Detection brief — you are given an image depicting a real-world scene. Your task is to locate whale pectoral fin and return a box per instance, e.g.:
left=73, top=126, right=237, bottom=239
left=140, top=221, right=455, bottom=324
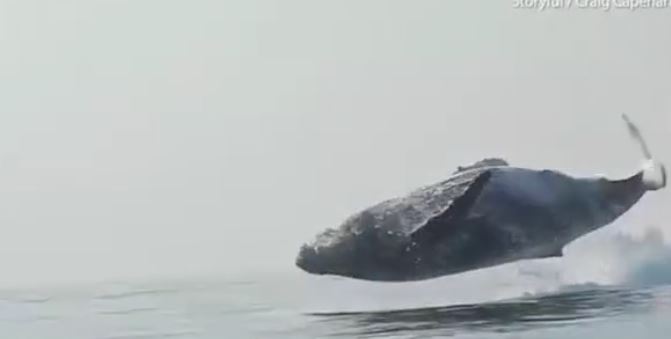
left=411, top=171, right=492, bottom=244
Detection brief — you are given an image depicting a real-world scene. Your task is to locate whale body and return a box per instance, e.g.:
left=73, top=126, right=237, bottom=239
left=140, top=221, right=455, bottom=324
left=295, top=115, right=666, bottom=282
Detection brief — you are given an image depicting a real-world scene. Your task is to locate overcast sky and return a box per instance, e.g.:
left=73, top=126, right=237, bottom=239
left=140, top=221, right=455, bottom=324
left=0, top=0, right=669, bottom=287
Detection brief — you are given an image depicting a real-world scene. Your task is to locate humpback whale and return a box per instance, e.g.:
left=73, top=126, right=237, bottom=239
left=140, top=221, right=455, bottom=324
left=296, top=115, right=666, bottom=282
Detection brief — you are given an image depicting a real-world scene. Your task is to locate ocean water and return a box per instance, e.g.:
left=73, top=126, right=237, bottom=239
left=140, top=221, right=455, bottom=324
left=3, top=229, right=671, bottom=339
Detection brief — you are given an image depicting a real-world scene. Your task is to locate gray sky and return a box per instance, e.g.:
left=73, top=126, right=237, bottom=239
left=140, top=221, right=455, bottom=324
left=0, top=0, right=669, bottom=286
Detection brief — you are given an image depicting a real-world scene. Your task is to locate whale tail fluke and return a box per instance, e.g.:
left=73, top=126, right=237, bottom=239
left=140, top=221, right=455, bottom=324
left=641, top=159, right=666, bottom=191
left=622, top=114, right=666, bottom=191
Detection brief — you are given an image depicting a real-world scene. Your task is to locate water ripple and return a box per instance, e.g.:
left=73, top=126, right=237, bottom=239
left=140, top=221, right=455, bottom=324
left=102, top=329, right=200, bottom=339
left=310, top=287, right=655, bottom=337
left=94, top=288, right=180, bottom=301
left=97, top=307, right=160, bottom=315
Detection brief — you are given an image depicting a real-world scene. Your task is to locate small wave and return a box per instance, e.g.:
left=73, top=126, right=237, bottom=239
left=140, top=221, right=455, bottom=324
left=94, top=288, right=180, bottom=301
left=97, top=307, right=160, bottom=316
left=103, top=329, right=200, bottom=339
left=220, top=304, right=275, bottom=316
left=0, top=295, right=52, bottom=304
left=225, top=279, right=257, bottom=287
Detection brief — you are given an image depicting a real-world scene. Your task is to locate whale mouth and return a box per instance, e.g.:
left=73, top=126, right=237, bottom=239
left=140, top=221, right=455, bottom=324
left=295, top=245, right=327, bottom=275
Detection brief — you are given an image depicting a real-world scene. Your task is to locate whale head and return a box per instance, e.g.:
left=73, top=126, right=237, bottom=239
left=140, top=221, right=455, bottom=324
left=295, top=226, right=358, bottom=277
left=295, top=211, right=407, bottom=280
